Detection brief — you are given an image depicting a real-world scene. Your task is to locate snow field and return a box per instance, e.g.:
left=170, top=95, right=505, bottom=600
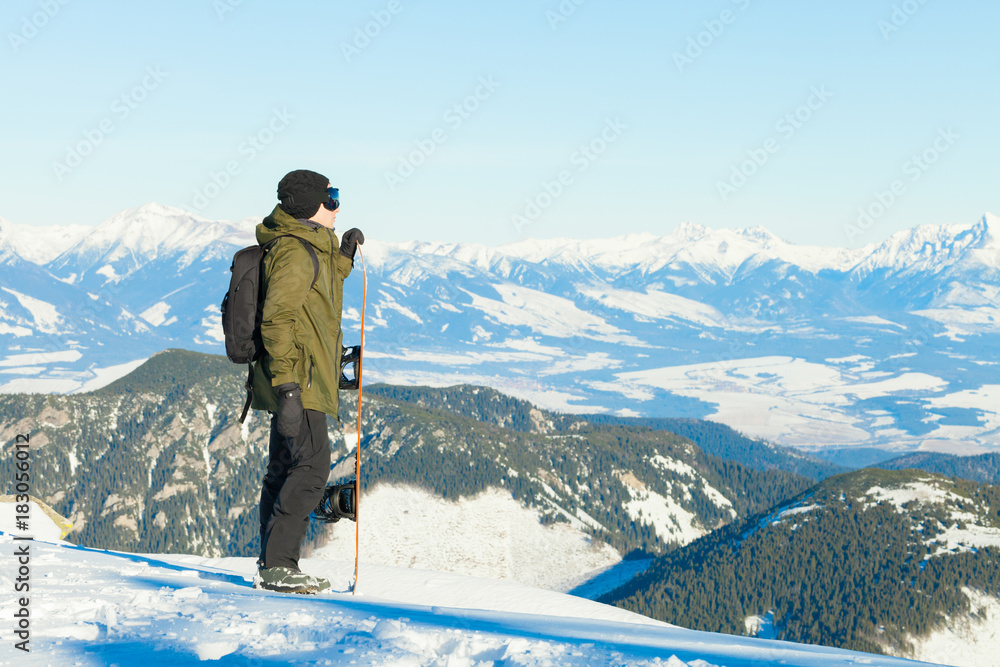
left=865, top=481, right=1000, bottom=558
left=865, top=482, right=966, bottom=510
left=617, top=472, right=706, bottom=546
left=908, top=588, right=1000, bottom=667
left=0, top=351, right=143, bottom=395
left=310, top=484, right=622, bottom=592
left=576, top=285, right=729, bottom=328
left=0, top=287, right=63, bottom=334
left=0, top=531, right=941, bottom=666
left=615, top=354, right=996, bottom=450
left=139, top=300, right=175, bottom=327
left=461, top=283, right=640, bottom=344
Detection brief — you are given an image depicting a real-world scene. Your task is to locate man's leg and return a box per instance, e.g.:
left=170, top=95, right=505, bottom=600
left=260, top=409, right=331, bottom=570
left=259, top=413, right=294, bottom=563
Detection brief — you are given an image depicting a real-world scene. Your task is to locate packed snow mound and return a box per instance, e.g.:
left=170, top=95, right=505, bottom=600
left=0, top=533, right=939, bottom=665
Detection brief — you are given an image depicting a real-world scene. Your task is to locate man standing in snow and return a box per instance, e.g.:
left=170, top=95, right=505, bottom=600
left=250, top=169, right=364, bottom=594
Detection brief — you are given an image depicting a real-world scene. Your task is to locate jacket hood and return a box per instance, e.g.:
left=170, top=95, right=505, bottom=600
left=256, top=205, right=334, bottom=253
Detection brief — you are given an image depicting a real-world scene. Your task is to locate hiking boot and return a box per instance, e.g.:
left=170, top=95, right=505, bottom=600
left=313, top=574, right=332, bottom=593
left=254, top=566, right=321, bottom=594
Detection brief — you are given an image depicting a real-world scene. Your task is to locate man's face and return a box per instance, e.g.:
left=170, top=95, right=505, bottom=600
left=310, top=183, right=339, bottom=229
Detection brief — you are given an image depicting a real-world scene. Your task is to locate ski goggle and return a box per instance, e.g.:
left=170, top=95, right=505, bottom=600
left=323, top=186, right=340, bottom=211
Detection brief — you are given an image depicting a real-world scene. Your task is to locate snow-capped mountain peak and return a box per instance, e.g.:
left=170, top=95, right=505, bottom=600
left=672, top=221, right=711, bottom=242
left=46, top=203, right=255, bottom=282
left=854, top=213, right=1000, bottom=279
left=0, top=215, right=91, bottom=265
left=70, top=203, right=220, bottom=255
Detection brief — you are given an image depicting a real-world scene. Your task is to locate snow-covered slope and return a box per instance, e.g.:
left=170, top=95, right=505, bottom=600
left=311, top=484, right=623, bottom=592
left=0, top=528, right=940, bottom=665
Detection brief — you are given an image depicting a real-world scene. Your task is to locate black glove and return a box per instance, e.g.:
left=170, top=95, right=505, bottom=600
left=275, top=382, right=303, bottom=438
left=340, top=228, right=365, bottom=261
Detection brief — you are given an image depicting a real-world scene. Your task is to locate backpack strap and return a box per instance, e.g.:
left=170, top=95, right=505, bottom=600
left=262, top=236, right=319, bottom=291
left=240, top=363, right=254, bottom=423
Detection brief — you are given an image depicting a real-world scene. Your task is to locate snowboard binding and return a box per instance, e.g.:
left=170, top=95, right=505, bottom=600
left=312, top=480, right=356, bottom=523
left=339, top=345, right=362, bottom=390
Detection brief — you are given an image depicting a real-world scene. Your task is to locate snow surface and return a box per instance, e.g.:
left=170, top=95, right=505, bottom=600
left=311, top=485, right=621, bottom=592
left=0, top=350, right=83, bottom=367
left=462, top=283, right=640, bottom=344
left=577, top=285, right=730, bottom=328
left=617, top=356, right=957, bottom=448
left=139, top=301, right=176, bottom=327
left=0, top=287, right=62, bottom=334
left=70, top=357, right=149, bottom=394
left=774, top=504, right=822, bottom=522
left=909, top=588, right=1000, bottom=667
left=864, top=481, right=1000, bottom=560
left=618, top=471, right=707, bottom=546
left=0, top=499, right=67, bottom=542
left=0, top=352, right=144, bottom=395
left=865, top=482, right=965, bottom=510
left=0, top=526, right=941, bottom=666
left=929, top=523, right=1000, bottom=555
left=744, top=611, right=777, bottom=640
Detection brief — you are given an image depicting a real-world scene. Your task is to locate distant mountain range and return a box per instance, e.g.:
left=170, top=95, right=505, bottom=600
left=1, top=204, right=998, bottom=456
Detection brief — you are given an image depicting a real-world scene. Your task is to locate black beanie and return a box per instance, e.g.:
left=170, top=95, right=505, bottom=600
left=277, top=169, right=329, bottom=219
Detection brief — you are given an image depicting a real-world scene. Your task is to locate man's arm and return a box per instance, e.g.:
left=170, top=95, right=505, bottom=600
left=260, top=241, right=314, bottom=386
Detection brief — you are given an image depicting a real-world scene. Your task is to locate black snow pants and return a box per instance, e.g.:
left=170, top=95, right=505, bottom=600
left=258, top=408, right=331, bottom=570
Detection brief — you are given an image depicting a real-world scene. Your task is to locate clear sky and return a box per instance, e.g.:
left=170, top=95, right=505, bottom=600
left=2, top=0, right=997, bottom=248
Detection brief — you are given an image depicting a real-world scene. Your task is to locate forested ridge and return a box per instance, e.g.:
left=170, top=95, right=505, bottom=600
left=366, top=385, right=845, bottom=481
left=601, top=468, right=1000, bottom=656
left=876, top=451, right=1000, bottom=486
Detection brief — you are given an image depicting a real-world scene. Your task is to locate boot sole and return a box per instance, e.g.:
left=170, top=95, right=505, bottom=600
left=254, top=582, right=319, bottom=595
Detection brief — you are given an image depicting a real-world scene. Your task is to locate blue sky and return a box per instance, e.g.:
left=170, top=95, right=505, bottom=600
left=2, top=0, right=997, bottom=247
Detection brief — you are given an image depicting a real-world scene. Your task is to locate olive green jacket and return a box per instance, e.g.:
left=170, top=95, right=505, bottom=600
left=250, top=205, right=353, bottom=420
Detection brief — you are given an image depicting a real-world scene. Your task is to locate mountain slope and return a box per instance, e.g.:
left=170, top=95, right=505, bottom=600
left=0, top=526, right=937, bottom=666
left=601, top=468, right=1000, bottom=662
left=586, top=415, right=847, bottom=481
